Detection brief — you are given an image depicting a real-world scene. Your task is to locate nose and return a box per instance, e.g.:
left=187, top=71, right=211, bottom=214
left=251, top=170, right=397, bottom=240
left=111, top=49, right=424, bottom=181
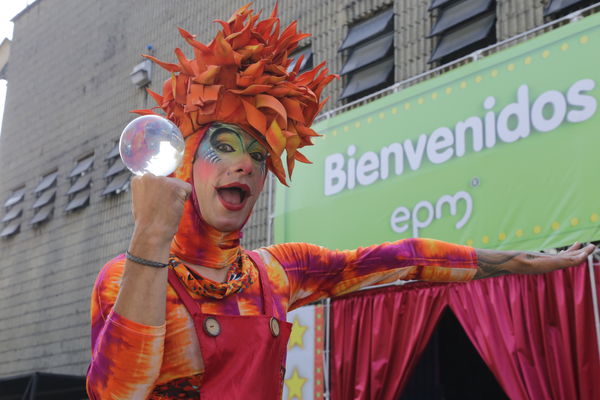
left=229, top=153, right=254, bottom=176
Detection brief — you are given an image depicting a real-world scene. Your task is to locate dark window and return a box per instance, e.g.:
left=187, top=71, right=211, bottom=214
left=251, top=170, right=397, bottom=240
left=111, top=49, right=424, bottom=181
left=545, top=0, right=594, bottom=16
left=104, top=159, right=126, bottom=178
left=429, top=1, right=497, bottom=64
left=429, top=0, right=455, bottom=10
left=288, top=46, right=313, bottom=75
left=0, top=220, right=20, bottom=237
left=105, top=142, right=120, bottom=160
left=67, top=174, right=92, bottom=195
left=339, top=8, right=394, bottom=50
left=103, top=141, right=131, bottom=197
left=340, top=58, right=394, bottom=100
left=31, top=204, right=53, bottom=225
left=102, top=171, right=131, bottom=196
left=429, top=0, right=494, bottom=36
left=1, top=206, right=22, bottom=223
left=339, top=32, right=393, bottom=75
left=66, top=155, right=93, bottom=212
left=33, top=171, right=57, bottom=193
left=339, top=8, right=395, bottom=102
left=3, top=187, right=25, bottom=208
left=32, top=188, right=56, bottom=209
left=1, top=187, right=25, bottom=238
left=65, top=190, right=90, bottom=212
left=31, top=172, right=57, bottom=226
left=69, top=154, right=94, bottom=177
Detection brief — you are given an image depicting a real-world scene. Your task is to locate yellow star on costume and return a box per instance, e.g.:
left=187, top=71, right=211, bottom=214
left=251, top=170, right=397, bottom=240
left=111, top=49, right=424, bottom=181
left=285, top=367, right=307, bottom=400
left=288, top=315, right=308, bottom=349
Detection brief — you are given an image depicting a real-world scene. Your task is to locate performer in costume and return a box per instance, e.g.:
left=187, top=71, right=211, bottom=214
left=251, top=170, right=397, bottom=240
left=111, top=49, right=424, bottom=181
left=86, top=4, right=595, bottom=399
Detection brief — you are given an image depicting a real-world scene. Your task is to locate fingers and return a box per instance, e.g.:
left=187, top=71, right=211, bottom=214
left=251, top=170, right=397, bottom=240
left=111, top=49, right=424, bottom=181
left=131, top=174, right=193, bottom=222
left=167, top=178, right=192, bottom=202
left=177, top=188, right=190, bottom=202
left=551, top=243, right=596, bottom=270
left=567, top=243, right=595, bottom=256
left=582, top=243, right=596, bottom=256
left=567, top=244, right=596, bottom=265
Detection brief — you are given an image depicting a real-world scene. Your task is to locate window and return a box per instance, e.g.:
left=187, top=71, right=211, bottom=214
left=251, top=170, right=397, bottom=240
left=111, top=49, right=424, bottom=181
left=31, top=204, right=53, bottom=225
left=65, top=155, right=93, bottom=212
left=31, top=171, right=57, bottom=225
left=1, top=186, right=25, bottom=238
left=1, top=206, right=22, bottom=223
left=0, top=220, right=20, bottom=238
left=288, top=46, right=313, bottom=75
left=544, top=0, right=595, bottom=17
left=69, top=154, right=94, bottom=178
left=103, top=141, right=131, bottom=196
left=65, top=191, right=90, bottom=212
left=429, top=0, right=497, bottom=64
left=33, top=171, right=57, bottom=194
left=67, top=175, right=91, bottom=195
left=429, top=0, right=454, bottom=9
left=32, top=188, right=56, bottom=208
left=339, top=8, right=395, bottom=102
left=3, top=187, right=25, bottom=208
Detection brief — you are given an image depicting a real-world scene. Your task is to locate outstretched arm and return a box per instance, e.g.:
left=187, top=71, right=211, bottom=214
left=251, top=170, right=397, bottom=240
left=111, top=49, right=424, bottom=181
left=266, top=238, right=479, bottom=310
left=473, top=242, right=596, bottom=279
left=266, top=240, right=596, bottom=310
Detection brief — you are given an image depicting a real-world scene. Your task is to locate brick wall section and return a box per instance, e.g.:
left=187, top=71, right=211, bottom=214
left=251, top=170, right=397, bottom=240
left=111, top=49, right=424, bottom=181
left=497, top=0, right=546, bottom=41
left=0, top=0, right=546, bottom=378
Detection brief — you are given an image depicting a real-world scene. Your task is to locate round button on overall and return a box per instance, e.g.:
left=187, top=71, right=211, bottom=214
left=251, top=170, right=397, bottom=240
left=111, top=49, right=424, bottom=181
left=204, top=317, right=221, bottom=337
left=270, top=317, right=280, bottom=337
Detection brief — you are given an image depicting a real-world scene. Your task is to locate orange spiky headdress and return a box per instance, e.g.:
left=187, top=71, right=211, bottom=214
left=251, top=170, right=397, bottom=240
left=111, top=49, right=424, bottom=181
left=133, top=3, right=337, bottom=185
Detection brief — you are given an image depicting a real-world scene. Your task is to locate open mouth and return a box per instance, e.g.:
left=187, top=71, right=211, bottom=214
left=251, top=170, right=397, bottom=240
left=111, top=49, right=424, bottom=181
left=216, top=183, right=251, bottom=211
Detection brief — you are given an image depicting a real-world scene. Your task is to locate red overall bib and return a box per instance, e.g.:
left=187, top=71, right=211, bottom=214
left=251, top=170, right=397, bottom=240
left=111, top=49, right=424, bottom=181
left=167, top=250, right=292, bottom=399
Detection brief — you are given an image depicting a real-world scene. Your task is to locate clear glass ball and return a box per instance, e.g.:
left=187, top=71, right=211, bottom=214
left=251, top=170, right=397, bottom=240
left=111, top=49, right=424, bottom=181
left=119, top=115, right=185, bottom=176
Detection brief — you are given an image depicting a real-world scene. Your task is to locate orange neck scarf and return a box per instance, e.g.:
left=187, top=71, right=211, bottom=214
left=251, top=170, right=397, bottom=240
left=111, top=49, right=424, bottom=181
left=169, top=126, right=242, bottom=270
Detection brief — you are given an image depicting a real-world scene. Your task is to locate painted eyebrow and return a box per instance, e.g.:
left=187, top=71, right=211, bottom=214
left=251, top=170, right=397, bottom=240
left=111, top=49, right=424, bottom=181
left=247, top=138, right=264, bottom=151
left=210, top=127, right=267, bottom=156
left=210, top=129, right=244, bottom=147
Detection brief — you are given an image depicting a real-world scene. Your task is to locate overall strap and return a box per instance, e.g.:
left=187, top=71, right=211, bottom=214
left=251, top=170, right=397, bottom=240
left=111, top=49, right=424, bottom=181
left=167, top=268, right=201, bottom=317
left=245, top=250, right=275, bottom=317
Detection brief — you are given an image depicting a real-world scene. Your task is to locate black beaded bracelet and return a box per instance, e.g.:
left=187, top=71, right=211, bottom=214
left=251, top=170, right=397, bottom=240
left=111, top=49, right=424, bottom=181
left=125, top=250, right=171, bottom=268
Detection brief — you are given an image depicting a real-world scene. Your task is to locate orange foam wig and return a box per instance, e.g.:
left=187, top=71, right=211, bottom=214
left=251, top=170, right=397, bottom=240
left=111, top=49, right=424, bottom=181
left=133, top=3, right=337, bottom=185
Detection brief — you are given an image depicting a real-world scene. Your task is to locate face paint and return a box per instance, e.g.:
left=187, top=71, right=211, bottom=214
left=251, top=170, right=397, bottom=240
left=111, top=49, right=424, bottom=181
left=193, top=123, right=268, bottom=232
left=197, top=123, right=268, bottom=170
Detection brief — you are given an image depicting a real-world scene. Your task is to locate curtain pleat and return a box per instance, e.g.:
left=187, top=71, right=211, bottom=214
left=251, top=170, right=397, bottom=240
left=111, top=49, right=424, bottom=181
left=449, top=263, right=600, bottom=400
left=330, top=283, right=448, bottom=400
left=329, top=264, right=600, bottom=400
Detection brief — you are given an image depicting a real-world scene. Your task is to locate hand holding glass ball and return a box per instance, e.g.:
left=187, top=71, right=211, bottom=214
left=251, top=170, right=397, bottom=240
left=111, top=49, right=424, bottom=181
left=120, top=115, right=192, bottom=244
left=120, top=115, right=185, bottom=176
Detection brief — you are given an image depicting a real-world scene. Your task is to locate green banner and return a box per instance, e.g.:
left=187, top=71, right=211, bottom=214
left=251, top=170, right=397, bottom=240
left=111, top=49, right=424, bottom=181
left=275, top=13, right=600, bottom=251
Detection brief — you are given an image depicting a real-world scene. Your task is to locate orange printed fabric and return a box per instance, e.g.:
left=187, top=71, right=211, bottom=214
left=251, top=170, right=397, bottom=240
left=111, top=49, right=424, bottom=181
left=86, top=238, right=477, bottom=399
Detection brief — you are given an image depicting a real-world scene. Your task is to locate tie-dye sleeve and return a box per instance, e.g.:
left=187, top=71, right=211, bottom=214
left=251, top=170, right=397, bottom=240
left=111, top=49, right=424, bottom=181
left=265, top=238, right=478, bottom=310
left=86, top=255, right=166, bottom=400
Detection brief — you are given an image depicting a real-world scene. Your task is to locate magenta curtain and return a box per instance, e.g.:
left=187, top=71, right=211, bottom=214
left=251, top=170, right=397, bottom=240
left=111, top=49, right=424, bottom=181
left=329, top=263, right=600, bottom=400
left=449, top=263, right=600, bottom=400
left=330, top=283, right=448, bottom=400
